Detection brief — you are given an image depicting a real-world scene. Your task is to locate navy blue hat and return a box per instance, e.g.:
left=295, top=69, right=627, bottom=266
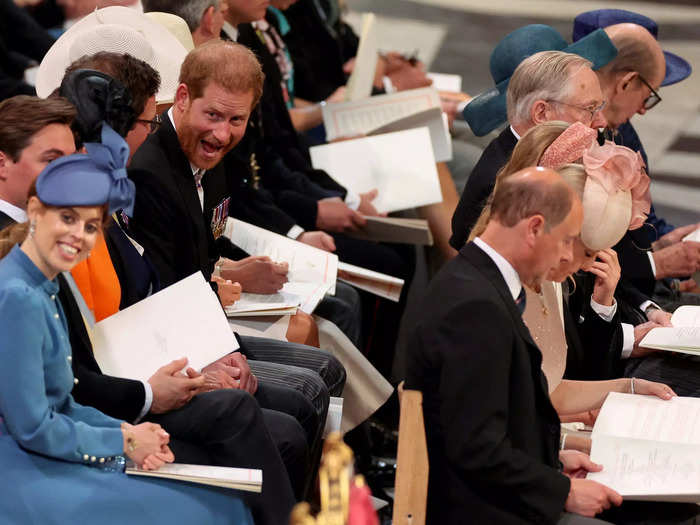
left=463, top=24, right=618, bottom=137
left=573, top=9, right=692, bottom=86
left=36, top=124, right=135, bottom=216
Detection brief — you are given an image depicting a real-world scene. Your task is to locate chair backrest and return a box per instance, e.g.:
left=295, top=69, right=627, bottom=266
left=392, top=381, right=428, bottom=525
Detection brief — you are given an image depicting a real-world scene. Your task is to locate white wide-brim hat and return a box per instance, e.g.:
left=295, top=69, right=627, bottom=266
left=145, top=12, right=195, bottom=52
left=580, top=179, right=633, bottom=251
left=36, top=6, right=188, bottom=105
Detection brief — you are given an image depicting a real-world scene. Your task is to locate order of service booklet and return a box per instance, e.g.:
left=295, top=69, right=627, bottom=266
left=127, top=463, right=262, bottom=493
left=587, top=392, right=700, bottom=502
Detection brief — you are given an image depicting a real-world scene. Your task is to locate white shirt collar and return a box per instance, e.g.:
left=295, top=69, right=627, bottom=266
left=0, top=199, right=27, bottom=223
left=473, top=236, right=522, bottom=301
left=509, top=125, right=521, bottom=141
left=167, top=107, right=201, bottom=178
left=222, top=22, right=239, bottom=41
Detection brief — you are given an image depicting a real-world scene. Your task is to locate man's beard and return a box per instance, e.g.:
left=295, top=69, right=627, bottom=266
left=177, top=120, right=232, bottom=170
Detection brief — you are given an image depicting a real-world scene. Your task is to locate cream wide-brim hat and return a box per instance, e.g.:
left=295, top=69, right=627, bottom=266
left=36, top=6, right=187, bottom=105
left=580, top=177, right=633, bottom=251
left=145, top=12, right=195, bottom=52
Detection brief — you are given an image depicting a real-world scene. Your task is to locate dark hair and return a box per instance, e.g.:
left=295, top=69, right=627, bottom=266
left=491, top=175, right=574, bottom=231
left=64, top=52, right=161, bottom=117
left=0, top=96, right=75, bottom=161
left=180, top=40, right=264, bottom=108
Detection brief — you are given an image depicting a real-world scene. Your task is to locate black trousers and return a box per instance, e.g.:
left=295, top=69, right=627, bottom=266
left=148, top=388, right=299, bottom=525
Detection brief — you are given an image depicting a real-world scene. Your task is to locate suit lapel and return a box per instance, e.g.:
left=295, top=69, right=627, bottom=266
left=460, top=243, right=554, bottom=400
left=157, top=113, right=211, bottom=268
left=0, top=210, right=14, bottom=230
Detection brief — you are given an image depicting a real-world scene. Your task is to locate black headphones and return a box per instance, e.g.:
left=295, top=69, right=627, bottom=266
left=59, top=69, right=137, bottom=144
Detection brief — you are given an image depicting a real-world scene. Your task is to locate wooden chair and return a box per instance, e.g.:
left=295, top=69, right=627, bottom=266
left=392, top=381, right=429, bottom=525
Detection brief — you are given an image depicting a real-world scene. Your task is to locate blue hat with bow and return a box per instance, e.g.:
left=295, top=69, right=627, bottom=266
left=36, top=123, right=135, bottom=216
left=463, top=24, right=618, bottom=137
left=573, top=9, right=691, bottom=87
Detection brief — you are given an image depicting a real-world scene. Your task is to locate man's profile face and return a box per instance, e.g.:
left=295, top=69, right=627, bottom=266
left=125, top=95, right=157, bottom=164
left=548, top=66, right=607, bottom=129
left=530, top=198, right=583, bottom=289
left=0, top=123, right=76, bottom=208
left=175, top=82, right=254, bottom=170
left=603, top=70, right=664, bottom=129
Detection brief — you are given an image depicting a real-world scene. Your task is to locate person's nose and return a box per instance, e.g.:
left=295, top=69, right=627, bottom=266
left=591, top=110, right=607, bottom=129
left=212, top=122, right=233, bottom=144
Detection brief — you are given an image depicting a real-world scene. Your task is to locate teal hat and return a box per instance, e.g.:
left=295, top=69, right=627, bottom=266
left=464, top=24, right=618, bottom=136
left=36, top=124, right=135, bottom=215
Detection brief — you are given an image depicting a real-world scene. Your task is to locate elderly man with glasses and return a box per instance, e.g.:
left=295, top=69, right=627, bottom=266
left=574, top=13, right=700, bottom=313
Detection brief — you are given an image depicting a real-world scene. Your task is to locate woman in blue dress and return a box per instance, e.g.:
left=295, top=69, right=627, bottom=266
left=0, top=124, right=253, bottom=525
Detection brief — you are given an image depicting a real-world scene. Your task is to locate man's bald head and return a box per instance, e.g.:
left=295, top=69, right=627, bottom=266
left=597, top=23, right=665, bottom=128
left=491, top=166, right=577, bottom=231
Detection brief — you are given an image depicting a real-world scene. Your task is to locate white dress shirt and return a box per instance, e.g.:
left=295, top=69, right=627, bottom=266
left=0, top=199, right=27, bottom=223
left=473, top=237, right=522, bottom=302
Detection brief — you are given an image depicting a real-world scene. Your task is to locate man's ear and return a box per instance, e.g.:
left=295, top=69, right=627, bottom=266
left=200, top=5, right=216, bottom=35
left=617, top=71, right=638, bottom=95
left=524, top=214, right=546, bottom=246
left=530, top=100, right=550, bottom=125
left=174, top=84, right=190, bottom=112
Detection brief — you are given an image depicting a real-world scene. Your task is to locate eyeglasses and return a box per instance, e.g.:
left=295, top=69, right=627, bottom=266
left=548, top=99, right=607, bottom=122
left=135, top=113, right=162, bottom=134
left=637, top=74, right=662, bottom=110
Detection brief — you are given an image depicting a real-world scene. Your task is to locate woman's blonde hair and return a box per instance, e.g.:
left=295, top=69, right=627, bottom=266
left=468, top=121, right=572, bottom=241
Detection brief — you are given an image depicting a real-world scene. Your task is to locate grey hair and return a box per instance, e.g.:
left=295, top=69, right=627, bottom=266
left=507, top=50, right=592, bottom=127
left=142, top=0, right=219, bottom=32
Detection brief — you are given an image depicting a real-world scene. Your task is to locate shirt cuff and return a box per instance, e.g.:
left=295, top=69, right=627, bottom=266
left=647, top=251, right=657, bottom=278
left=382, top=76, right=396, bottom=94
left=344, top=190, right=361, bottom=211
left=134, top=381, right=153, bottom=423
left=639, top=300, right=661, bottom=317
left=286, top=225, right=305, bottom=240
left=590, top=297, right=617, bottom=322
left=621, top=322, right=635, bottom=359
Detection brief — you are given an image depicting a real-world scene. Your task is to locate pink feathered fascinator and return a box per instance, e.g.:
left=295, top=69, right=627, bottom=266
left=539, top=122, right=597, bottom=169
left=582, top=141, right=651, bottom=230
left=538, top=122, right=652, bottom=251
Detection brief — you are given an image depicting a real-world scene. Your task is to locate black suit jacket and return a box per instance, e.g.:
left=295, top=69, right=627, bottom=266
left=282, top=0, right=353, bottom=102
left=234, top=22, right=346, bottom=230
left=405, top=242, right=570, bottom=524
left=127, top=113, right=248, bottom=289
left=563, top=274, right=624, bottom=380
left=0, top=209, right=14, bottom=230
left=450, top=126, right=517, bottom=250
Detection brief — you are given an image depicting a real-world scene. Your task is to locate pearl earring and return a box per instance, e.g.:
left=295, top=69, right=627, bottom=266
left=29, top=220, right=36, bottom=236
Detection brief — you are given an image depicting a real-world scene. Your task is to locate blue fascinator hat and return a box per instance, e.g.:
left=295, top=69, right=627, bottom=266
left=36, top=123, right=135, bottom=216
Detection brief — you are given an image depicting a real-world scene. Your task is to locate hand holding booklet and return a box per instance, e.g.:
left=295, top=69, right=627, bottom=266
left=640, top=305, right=700, bottom=355
left=587, top=392, right=700, bottom=502
left=91, top=272, right=238, bottom=383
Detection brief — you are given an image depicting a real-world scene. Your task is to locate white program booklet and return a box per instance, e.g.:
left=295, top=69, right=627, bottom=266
left=127, top=463, right=262, bottom=493
left=588, top=392, right=700, bottom=502
left=224, top=281, right=330, bottom=317
left=323, top=87, right=441, bottom=140
left=224, top=218, right=338, bottom=296
left=309, top=127, right=442, bottom=213
left=640, top=305, right=700, bottom=355
left=337, top=261, right=404, bottom=302
left=91, top=272, right=238, bottom=383
left=344, top=13, right=378, bottom=102
left=427, top=72, right=462, bottom=92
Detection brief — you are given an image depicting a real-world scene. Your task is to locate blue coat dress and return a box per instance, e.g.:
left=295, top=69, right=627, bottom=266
left=0, top=245, right=253, bottom=525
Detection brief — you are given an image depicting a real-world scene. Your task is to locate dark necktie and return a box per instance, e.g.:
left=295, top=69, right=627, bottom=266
left=515, top=287, right=527, bottom=315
